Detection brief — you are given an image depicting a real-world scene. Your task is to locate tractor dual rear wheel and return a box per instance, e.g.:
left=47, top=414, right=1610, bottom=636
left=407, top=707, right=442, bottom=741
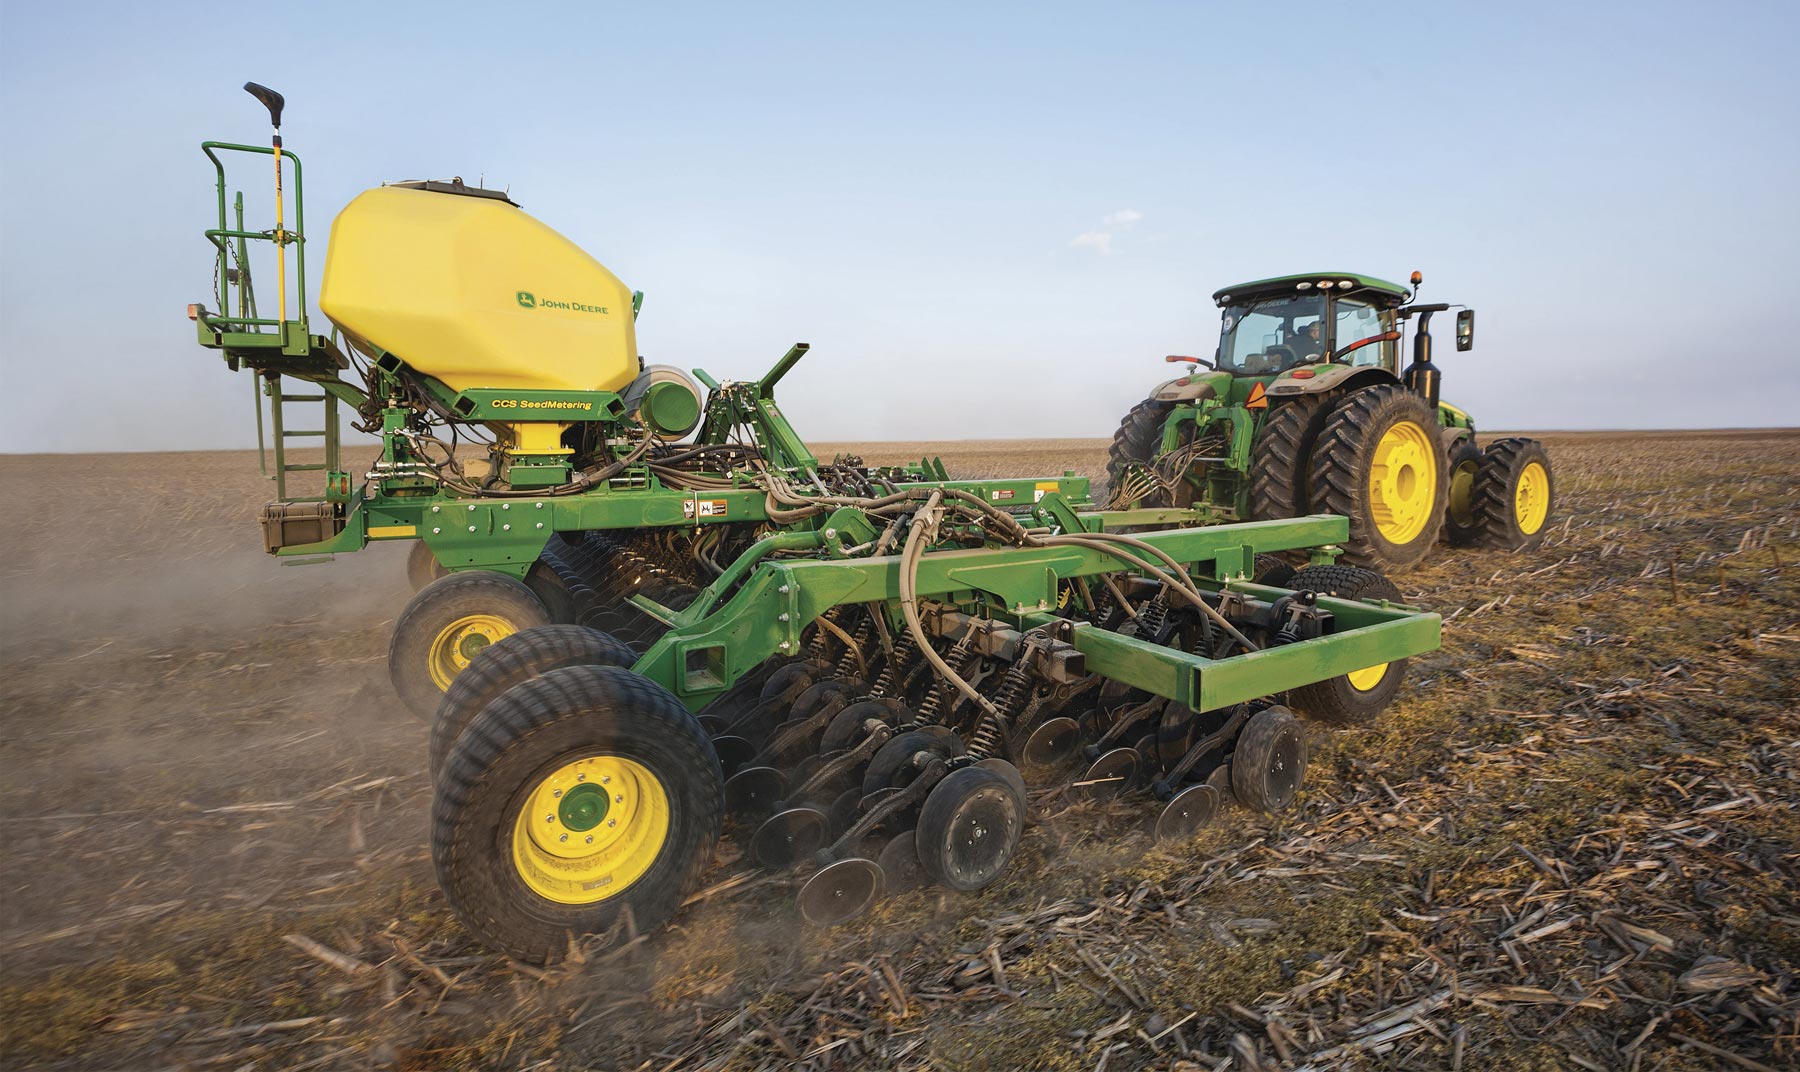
left=1104, top=398, right=1175, bottom=505
left=1441, top=437, right=1485, bottom=546
left=390, top=572, right=553, bottom=719
left=1249, top=396, right=1332, bottom=521
left=432, top=664, right=722, bottom=964
left=1308, top=386, right=1448, bottom=571
left=1471, top=438, right=1555, bottom=551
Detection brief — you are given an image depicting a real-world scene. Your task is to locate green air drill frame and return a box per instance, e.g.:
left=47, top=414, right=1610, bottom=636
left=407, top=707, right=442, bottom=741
left=188, top=134, right=1443, bottom=726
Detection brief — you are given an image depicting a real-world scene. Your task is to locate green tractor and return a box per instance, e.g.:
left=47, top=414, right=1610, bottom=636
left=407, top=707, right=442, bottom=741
left=1107, top=271, right=1554, bottom=571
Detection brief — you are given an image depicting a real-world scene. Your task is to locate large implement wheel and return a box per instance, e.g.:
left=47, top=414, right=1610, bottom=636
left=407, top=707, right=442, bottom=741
left=1283, top=566, right=1409, bottom=726
left=1248, top=396, right=1330, bottom=520
left=1307, top=385, right=1448, bottom=571
left=407, top=541, right=450, bottom=591
left=428, top=625, right=638, bottom=779
left=1441, top=437, right=1485, bottom=546
left=1104, top=398, right=1175, bottom=504
left=1471, top=438, right=1555, bottom=551
left=390, top=572, right=552, bottom=719
left=432, top=665, right=721, bottom=964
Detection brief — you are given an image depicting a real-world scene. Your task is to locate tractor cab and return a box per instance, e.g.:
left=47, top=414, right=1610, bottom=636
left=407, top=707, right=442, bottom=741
left=1211, top=273, right=1410, bottom=378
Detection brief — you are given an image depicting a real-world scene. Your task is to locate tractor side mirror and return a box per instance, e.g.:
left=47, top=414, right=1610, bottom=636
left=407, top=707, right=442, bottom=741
left=244, top=82, right=285, bottom=128
left=1455, top=309, right=1475, bottom=351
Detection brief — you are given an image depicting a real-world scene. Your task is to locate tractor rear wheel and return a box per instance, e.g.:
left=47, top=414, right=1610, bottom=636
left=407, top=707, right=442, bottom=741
left=1441, top=437, right=1485, bottom=546
left=432, top=664, right=721, bottom=964
left=428, top=625, right=638, bottom=779
left=389, top=571, right=552, bottom=719
left=1283, top=566, right=1408, bottom=726
left=1471, top=438, right=1555, bottom=550
left=1249, top=396, right=1330, bottom=521
left=1104, top=398, right=1174, bottom=505
left=1307, top=386, right=1447, bottom=571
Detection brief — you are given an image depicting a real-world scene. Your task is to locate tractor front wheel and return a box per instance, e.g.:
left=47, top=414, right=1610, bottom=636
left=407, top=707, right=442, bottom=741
left=389, top=571, right=552, bottom=719
left=432, top=664, right=721, bottom=963
left=1471, top=438, right=1555, bottom=550
left=1307, top=386, right=1448, bottom=571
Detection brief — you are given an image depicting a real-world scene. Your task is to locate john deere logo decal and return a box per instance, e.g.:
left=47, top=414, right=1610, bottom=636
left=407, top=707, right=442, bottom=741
left=515, top=290, right=607, bottom=315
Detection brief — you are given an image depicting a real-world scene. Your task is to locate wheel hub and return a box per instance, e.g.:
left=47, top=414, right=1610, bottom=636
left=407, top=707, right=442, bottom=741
left=1369, top=421, right=1437, bottom=545
left=427, top=613, right=516, bottom=691
left=1515, top=461, right=1550, bottom=535
left=511, top=755, right=669, bottom=905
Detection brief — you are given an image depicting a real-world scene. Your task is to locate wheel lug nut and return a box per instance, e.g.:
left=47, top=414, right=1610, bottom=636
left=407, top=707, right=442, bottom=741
left=615, top=794, right=624, bottom=803
left=577, top=773, right=586, bottom=781
left=607, top=819, right=617, bottom=828
left=585, top=835, right=594, bottom=844
left=553, top=789, right=562, bottom=798
left=559, top=834, right=568, bottom=842
left=546, top=814, right=555, bottom=823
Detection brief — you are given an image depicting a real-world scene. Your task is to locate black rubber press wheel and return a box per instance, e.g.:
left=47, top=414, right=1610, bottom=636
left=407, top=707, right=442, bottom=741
left=915, top=765, right=1025, bottom=892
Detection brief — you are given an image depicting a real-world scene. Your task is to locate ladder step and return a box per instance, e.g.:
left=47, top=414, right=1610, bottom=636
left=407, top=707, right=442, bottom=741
left=279, top=394, right=327, bottom=402
left=282, top=430, right=327, bottom=438
left=284, top=463, right=328, bottom=472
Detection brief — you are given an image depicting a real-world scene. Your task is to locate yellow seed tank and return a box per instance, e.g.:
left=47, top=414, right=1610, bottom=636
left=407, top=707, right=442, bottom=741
left=319, top=183, right=638, bottom=395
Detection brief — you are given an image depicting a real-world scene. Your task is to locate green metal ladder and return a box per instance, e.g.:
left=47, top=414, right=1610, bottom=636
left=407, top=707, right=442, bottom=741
left=256, top=374, right=340, bottom=502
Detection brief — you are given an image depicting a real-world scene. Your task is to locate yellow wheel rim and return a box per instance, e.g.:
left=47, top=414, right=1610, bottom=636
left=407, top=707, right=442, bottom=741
left=1515, top=461, right=1550, bottom=535
left=1347, top=663, right=1389, bottom=691
left=1369, top=421, right=1438, bottom=545
left=427, top=613, right=517, bottom=692
left=511, top=755, right=670, bottom=905
left=1447, top=458, right=1478, bottom=528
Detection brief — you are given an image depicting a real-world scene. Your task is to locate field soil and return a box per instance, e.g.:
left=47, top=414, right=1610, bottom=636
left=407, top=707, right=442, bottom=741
left=2, top=430, right=1796, bottom=1071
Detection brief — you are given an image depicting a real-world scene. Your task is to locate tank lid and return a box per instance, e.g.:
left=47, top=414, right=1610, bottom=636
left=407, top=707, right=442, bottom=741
left=386, top=178, right=518, bottom=206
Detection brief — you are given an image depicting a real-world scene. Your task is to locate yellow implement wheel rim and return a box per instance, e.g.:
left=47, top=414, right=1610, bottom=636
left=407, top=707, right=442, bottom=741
left=511, top=755, right=670, bottom=905
left=1515, top=461, right=1550, bottom=535
left=1448, top=458, right=1478, bottom=527
left=1346, top=663, right=1389, bottom=691
left=1369, top=421, right=1438, bottom=545
left=427, top=613, right=516, bottom=692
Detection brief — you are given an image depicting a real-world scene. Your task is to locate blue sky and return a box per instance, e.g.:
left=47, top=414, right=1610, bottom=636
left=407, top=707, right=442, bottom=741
left=1, top=0, right=1796, bottom=452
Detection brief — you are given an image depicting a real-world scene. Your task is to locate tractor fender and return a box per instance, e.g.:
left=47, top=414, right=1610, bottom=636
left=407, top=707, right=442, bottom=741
left=1150, top=370, right=1226, bottom=403
left=1265, top=363, right=1399, bottom=400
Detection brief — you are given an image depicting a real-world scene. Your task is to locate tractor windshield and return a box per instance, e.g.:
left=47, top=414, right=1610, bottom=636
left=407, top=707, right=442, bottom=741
left=1216, top=295, right=1326, bottom=375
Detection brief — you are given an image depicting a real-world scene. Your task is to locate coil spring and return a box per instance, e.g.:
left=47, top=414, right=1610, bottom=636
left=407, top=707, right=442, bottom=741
left=915, top=633, right=977, bottom=725
left=1130, top=589, right=1173, bottom=640
left=966, top=661, right=1034, bottom=760
left=831, top=617, right=874, bottom=679
left=870, top=633, right=918, bottom=696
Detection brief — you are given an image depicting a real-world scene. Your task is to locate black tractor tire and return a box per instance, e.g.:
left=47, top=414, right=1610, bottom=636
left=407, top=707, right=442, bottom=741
left=407, top=541, right=449, bottom=591
left=524, top=561, right=578, bottom=625
left=1283, top=566, right=1409, bottom=727
left=432, top=665, right=721, bottom=964
left=1104, top=398, right=1175, bottom=504
left=428, top=624, right=639, bottom=780
left=1248, top=396, right=1331, bottom=521
left=1230, top=706, right=1307, bottom=813
left=1441, top=437, right=1485, bottom=546
left=389, top=572, right=552, bottom=720
left=1307, top=385, right=1448, bottom=571
left=1471, top=438, right=1555, bottom=551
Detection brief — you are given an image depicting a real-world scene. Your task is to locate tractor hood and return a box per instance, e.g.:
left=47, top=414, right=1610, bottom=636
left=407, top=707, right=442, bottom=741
left=1151, top=369, right=1232, bottom=403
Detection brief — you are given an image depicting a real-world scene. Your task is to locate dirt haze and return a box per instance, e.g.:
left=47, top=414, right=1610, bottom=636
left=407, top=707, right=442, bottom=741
left=1, top=430, right=1796, bottom=1070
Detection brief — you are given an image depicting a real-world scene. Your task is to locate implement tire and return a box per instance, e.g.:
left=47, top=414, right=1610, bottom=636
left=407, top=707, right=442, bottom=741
left=1307, top=385, right=1447, bottom=571
left=389, top=572, right=551, bottom=720
left=1249, top=396, right=1330, bottom=521
left=429, top=625, right=639, bottom=780
left=1441, top=437, right=1485, bottom=547
left=1284, top=566, right=1408, bottom=727
left=1104, top=398, right=1175, bottom=504
left=433, top=665, right=721, bottom=964
left=407, top=541, right=449, bottom=592
left=1472, top=438, right=1555, bottom=551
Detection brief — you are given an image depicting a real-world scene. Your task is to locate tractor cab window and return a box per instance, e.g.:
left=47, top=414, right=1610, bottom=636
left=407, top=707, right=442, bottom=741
left=1333, top=300, right=1397, bottom=369
left=1216, top=294, right=1326, bottom=376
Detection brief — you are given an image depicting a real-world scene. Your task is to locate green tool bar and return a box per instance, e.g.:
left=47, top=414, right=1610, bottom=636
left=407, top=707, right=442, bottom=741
left=631, top=514, right=1370, bottom=709
left=1018, top=599, right=1440, bottom=711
